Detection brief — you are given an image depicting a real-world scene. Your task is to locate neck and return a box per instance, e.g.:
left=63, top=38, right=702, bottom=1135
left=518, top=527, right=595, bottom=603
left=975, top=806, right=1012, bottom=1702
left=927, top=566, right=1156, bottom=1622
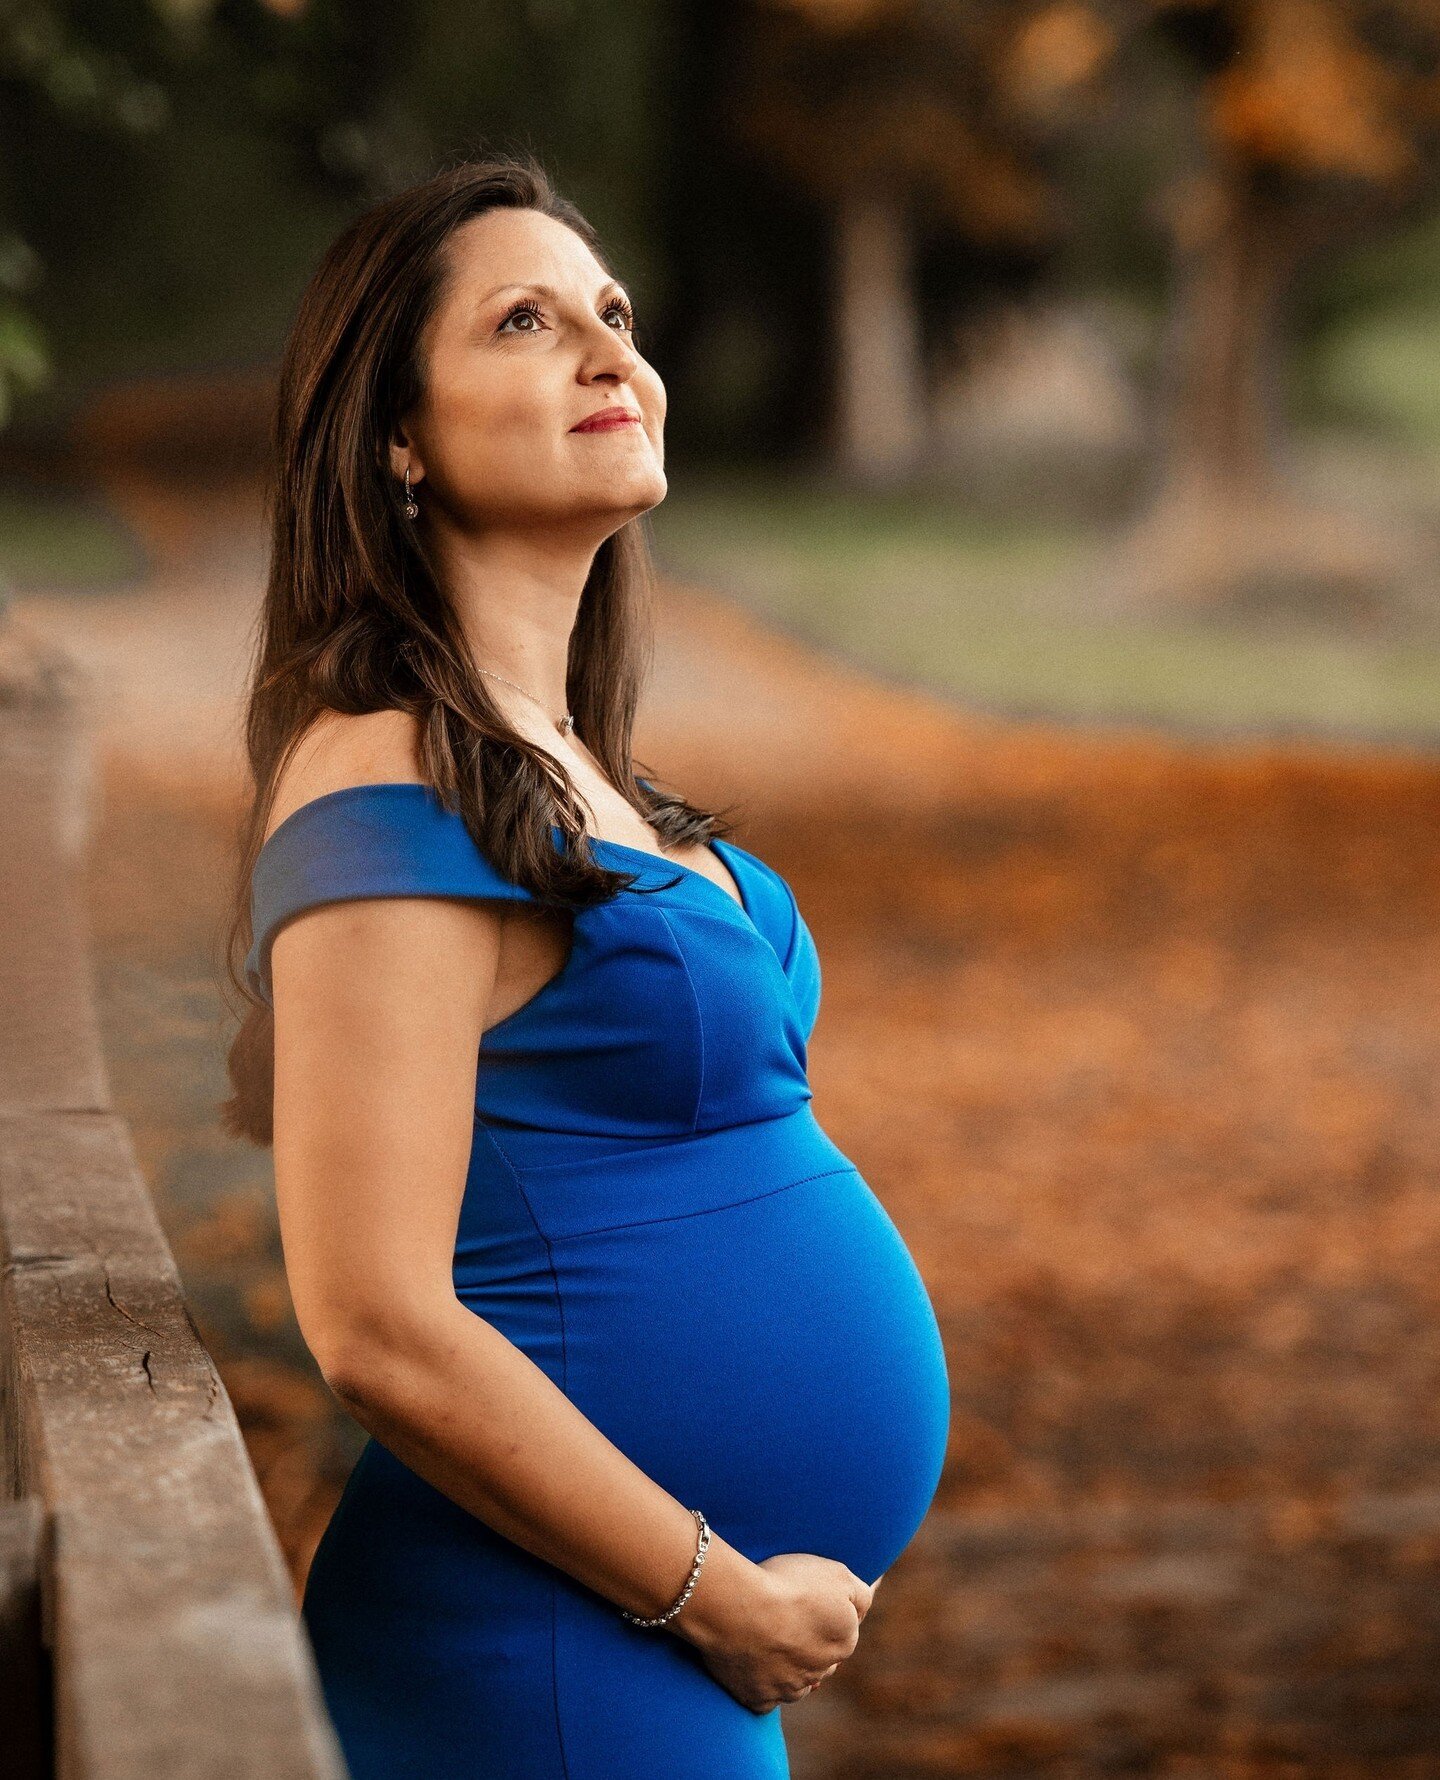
left=426, top=520, right=599, bottom=718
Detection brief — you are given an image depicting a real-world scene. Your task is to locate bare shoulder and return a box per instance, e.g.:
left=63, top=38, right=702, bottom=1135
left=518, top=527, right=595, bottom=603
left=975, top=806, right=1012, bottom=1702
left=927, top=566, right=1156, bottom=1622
left=265, top=708, right=426, bottom=843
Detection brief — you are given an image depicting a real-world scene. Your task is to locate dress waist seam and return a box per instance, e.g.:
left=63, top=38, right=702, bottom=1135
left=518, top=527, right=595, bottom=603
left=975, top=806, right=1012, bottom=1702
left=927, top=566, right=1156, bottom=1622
left=544, top=1163, right=859, bottom=1246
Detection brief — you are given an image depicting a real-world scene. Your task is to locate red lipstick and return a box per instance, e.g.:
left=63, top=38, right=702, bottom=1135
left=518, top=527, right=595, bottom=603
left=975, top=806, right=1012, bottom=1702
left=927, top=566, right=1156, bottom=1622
left=571, top=407, right=642, bottom=434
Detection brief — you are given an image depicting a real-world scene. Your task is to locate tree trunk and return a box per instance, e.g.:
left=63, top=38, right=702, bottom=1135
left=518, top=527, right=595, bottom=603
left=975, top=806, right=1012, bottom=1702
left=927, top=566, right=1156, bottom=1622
left=1155, top=165, right=1305, bottom=507
left=1097, top=164, right=1420, bottom=609
left=832, top=184, right=927, bottom=485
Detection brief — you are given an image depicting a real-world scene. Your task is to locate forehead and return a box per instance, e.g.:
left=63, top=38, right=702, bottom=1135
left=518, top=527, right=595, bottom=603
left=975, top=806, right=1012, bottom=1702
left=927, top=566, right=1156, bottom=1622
left=438, top=207, right=613, bottom=304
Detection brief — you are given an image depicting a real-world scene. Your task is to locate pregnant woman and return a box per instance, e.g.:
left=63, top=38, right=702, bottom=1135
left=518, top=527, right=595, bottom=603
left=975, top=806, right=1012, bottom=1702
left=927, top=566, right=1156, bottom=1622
left=221, top=153, right=950, bottom=1779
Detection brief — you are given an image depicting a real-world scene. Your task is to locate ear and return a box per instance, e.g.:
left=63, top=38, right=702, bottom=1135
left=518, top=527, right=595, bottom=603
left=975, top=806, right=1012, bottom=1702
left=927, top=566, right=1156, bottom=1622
left=388, top=424, right=424, bottom=485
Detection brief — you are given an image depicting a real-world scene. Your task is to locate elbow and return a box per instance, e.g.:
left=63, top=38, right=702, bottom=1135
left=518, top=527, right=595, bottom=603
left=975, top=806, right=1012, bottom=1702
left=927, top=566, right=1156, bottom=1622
left=315, top=1343, right=392, bottom=1410
left=308, top=1304, right=457, bottom=1409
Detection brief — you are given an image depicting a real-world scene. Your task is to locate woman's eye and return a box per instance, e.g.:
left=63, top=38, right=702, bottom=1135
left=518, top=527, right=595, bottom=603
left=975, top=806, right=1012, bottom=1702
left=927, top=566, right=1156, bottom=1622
left=497, top=297, right=635, bottom=336
left=498, top=301, right=544, bottom=334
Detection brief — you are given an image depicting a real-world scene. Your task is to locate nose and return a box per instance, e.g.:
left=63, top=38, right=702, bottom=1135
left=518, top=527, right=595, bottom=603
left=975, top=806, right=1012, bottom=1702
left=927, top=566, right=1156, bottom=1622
left=579, top=316, right=641, bottom=384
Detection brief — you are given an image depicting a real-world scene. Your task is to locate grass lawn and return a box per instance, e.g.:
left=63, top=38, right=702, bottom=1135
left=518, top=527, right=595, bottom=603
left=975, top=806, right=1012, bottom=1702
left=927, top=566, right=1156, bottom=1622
left=650, top=458, right=1440, bottom=749
left=0, top=480, right=148, bottom=592
left=5, top=438, right=1440, bottom=747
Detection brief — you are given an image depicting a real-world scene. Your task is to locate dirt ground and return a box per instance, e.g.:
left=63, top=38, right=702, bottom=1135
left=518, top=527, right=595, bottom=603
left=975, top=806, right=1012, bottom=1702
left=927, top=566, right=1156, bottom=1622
left=20, top=458, right=1440, bottom=1778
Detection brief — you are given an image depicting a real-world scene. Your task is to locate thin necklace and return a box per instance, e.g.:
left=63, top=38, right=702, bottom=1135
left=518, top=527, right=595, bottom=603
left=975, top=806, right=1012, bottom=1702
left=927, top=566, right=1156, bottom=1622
left=474, top=664, right=575, bottom=735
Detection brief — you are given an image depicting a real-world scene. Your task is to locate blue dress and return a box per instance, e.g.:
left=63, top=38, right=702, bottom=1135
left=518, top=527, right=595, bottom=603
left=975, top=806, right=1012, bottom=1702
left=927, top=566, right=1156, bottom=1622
left=246, top=781, right=951, bottom=1780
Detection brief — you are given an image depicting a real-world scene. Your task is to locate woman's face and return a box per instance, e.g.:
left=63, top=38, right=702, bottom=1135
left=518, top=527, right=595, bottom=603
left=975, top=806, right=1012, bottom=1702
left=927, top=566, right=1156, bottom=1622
left=393, top=206, right=667, bottom=538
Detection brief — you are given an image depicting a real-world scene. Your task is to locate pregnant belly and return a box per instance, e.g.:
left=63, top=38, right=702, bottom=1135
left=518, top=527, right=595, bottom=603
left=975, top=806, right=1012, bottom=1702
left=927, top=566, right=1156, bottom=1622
left=547, top=1162, right=952, bottom=1585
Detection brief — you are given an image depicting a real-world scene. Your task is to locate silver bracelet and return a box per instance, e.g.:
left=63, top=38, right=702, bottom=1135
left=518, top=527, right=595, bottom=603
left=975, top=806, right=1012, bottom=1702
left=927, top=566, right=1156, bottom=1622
left=620, top=1508, right=710, bottom=1627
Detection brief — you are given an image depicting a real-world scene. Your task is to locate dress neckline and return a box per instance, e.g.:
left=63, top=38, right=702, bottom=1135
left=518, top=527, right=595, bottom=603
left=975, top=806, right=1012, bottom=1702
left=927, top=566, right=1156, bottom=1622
left=582, top=832, right=749, bottom=918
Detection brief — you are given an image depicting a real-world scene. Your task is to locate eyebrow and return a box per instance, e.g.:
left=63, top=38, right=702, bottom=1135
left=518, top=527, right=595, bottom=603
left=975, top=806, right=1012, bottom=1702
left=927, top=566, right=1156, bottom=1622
left=480, top=280, right=630, bottom=307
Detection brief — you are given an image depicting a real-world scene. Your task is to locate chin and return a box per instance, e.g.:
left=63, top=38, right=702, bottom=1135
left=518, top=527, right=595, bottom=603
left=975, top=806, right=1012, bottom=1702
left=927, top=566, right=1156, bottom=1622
left=603, top=472, right=668, bottom=520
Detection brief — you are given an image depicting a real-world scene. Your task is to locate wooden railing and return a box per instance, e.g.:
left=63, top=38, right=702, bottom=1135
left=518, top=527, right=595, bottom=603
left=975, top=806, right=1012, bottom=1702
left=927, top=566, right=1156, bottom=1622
left=0, top=610, right=347, bottom=1780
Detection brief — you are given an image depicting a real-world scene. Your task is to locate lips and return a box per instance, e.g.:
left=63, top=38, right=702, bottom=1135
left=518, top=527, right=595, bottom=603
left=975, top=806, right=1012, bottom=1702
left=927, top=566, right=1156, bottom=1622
left=571, top=409, right=642, bottom=433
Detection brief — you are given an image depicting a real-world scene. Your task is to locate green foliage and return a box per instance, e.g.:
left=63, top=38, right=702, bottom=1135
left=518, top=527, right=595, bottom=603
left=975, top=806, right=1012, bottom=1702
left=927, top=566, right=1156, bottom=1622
left=0, top=0, right=678, bottom=422
left=0, top=0, right=186, bottom=426
left=250, top=0, right=676, bottom=296
left=0, top=295, right=50, bottom=428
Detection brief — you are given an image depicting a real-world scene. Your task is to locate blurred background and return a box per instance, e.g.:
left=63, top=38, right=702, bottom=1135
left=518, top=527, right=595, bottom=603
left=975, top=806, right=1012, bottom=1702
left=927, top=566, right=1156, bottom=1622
left=8, top=0, right=1440, bottom=1774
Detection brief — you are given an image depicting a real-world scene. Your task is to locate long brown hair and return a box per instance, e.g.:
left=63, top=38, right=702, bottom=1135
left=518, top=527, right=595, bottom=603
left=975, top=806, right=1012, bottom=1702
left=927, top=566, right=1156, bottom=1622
left=219, top=151, right=733, bottom=1147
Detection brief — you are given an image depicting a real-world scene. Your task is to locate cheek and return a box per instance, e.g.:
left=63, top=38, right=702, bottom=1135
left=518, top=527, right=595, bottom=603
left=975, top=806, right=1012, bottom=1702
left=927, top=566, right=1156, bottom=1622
left=432, top=373, right=536, bottom=440
left=639, top=364, right=667, bottom=421
left=427, top=374, right=559, bottom=486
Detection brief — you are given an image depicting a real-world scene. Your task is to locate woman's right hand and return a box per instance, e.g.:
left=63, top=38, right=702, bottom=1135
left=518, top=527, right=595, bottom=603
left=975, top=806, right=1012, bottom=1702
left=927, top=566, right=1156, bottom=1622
left=669, top=1547, right=880, bottom=1714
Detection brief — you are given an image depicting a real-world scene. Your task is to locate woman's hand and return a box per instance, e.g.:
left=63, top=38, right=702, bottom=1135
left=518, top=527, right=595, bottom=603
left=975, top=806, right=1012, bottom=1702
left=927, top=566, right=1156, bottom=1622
left=669, top=1550, right=880, bottom=1714
left=810, top=1569, right=882, bottom=1693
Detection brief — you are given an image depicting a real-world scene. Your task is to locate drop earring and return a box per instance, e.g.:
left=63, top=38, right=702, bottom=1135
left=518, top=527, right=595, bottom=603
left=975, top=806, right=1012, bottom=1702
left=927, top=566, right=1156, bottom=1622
left=403, top=466, right=419, bottom=519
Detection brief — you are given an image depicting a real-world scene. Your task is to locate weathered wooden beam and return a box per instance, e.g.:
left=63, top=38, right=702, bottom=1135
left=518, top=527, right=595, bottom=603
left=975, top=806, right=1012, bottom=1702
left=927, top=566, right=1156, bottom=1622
left=0, top=618, right=347, bottom=1780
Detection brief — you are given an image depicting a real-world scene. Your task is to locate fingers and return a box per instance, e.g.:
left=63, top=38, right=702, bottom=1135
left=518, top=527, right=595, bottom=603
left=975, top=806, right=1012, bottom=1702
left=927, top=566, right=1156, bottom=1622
left=797, top=1657, right=844, bottom=1701
left=811, top=1660, right=840, bottom=1692
left=850, top=1571, right=877, bottom=1622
